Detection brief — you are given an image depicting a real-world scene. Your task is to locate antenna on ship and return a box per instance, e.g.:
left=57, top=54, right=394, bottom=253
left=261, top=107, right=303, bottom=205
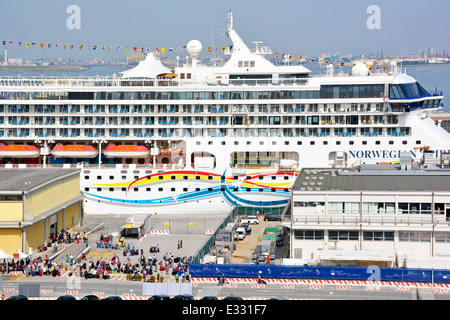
left=210, top=23, right=217, bottom=63
left=227, top=10, right=234, bottom=31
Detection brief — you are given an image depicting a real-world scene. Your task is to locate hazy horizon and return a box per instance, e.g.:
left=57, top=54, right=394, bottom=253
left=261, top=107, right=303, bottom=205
left=0, top=0, right=449, bottom=61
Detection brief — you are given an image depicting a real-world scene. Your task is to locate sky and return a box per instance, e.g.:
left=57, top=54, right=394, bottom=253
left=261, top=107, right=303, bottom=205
left=0, top=0, right=449, bottom=61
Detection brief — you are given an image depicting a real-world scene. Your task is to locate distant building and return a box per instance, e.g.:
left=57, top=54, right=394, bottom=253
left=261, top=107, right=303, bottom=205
left=0, top=169, right=82, bottom=255
left=432, top=112, right=450, bottom=133
left=287, top=157, right=450, bottom=268
left=7, top=58, right=23, bottom=66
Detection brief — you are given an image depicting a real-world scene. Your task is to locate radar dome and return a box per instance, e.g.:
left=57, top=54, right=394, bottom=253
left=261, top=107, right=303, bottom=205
left=186, top=40, right=202, bottom=56
left=351, top=62, right=370, bottom=76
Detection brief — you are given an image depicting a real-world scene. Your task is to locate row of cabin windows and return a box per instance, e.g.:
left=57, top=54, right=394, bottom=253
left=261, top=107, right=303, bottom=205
left=85, top=187, right=290, bottom=193
left=197, top=140, right=422, bottom=146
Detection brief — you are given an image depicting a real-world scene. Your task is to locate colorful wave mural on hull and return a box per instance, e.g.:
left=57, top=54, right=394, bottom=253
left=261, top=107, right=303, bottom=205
left=85, top=170, right=297, bottom=207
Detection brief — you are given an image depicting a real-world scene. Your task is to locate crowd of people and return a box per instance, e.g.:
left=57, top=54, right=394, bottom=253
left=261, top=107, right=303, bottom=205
left=1, top=232, right=192, bottom=283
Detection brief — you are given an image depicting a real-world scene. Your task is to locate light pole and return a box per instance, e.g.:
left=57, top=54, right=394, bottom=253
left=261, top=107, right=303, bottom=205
left=93, top=139, right=107, bottom=169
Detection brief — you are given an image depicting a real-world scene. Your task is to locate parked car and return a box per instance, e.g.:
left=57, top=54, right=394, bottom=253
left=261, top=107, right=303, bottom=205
left=234, top=227, right=246, bottom=240
left=56, top=295, right=77, bottom=300
left=149, top=294, right=171, bottom=300
left=81, top=294, right=100, bottom=300
left=222, top=296, right=243, bottom=300
left=201, top=296, right=218, bottom=300
left=7, top=295, right=28, bottom=300
left=172, top=294, right=194, bottom=300
left=241, top=216, right=259, bottom=225
left=264, top=214, right=281, bottom=221
left=103, top=296, right=123, bottom=300
left=240, top=222, right=252, bottom=235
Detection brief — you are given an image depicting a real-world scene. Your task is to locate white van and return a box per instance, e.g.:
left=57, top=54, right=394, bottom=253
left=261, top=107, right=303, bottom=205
left=241, top=216, right=259, bottom=225
left=234, top=228, right=246, bottom=240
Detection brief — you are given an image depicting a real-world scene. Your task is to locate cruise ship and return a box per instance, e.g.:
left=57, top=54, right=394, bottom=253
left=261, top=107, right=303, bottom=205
left=0, top=11, right=449, bottom=216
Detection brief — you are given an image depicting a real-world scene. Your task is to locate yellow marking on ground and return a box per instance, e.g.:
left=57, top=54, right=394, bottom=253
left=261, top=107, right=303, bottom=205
left=5, top=274, right=26, bottom=282
left=194, top=219, right=209, bottom=234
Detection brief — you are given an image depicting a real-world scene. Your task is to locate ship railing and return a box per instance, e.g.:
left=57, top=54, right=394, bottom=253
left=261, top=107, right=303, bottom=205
left=291, top=214, right=450, bottom=227
left=0, top=76, right=309, bottom=88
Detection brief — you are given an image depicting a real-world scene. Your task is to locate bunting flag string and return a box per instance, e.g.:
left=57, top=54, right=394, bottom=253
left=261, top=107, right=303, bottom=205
left=1, top=38, right=237, bottom=56
left=0, top=38, right=390, bottom=71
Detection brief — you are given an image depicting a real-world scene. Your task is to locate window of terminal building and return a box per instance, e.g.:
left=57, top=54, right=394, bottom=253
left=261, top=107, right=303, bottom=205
left=328, top=230, right=359, bottom=241
left=435, top=233, right=450, bottom=242
left=363, top=231, right=394, bottom=241
left=399, top=231, right=430, bottom=242
left=0, top=195, right=22, bottom=201
left=294, top=230, right=324, bottom=240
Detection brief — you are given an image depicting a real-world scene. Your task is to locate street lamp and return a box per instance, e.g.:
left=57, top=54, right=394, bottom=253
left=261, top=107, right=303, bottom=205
left=93, top=139, right=107, bottom=169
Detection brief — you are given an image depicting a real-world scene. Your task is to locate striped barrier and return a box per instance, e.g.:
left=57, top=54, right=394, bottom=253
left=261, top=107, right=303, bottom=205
left=92, top=292, right=105, bottom=296
left=191, top=277, right=450, bottom=290
left=309, top=285, right=324, bottom=290
left=204, top=230, right=216, bottom=235
left=65, top=290, right=78, bottom=295
left=365, top=286, right=381, bottom=291
left=281, top=284, right=295, bottom=289
left=336, top=286, right=352, bottom=291
left=395, top=287, right=410, bottom=292
left=2, top=288, right=16, bottom=293
left=121, top=295, right=147, bottom=300
left=150, top=230, right=169, bottom=235
left=40, top=290, right=53, bottom=294
left=251, top=284, right=265, bottom=288
left=434, top=289, right=449, bottom=294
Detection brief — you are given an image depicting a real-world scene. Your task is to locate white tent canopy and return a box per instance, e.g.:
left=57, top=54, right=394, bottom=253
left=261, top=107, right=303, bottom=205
left=11, top=250, right=28, bottom=259
left=120, top=52, right=172, bottom=79
left=0, top=249, right=11, bottom=259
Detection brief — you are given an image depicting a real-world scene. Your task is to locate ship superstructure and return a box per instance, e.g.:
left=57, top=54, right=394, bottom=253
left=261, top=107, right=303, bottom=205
left=0, top=11, right=448, bottom=215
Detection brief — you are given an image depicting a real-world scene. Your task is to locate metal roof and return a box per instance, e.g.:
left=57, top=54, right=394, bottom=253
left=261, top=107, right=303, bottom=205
left=293, top=168, right=450, bottom=192
left=0, top=169, right=80, bottom=193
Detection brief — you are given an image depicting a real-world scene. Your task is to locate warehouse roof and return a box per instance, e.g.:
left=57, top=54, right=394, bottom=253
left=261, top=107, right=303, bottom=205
left=0, top=169, right=80, bottom=193
left=293, top=167, right=450, bottom=193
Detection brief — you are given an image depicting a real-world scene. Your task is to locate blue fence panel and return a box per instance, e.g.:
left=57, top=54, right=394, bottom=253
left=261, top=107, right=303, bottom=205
left=188, top=264, right=450, bottom=284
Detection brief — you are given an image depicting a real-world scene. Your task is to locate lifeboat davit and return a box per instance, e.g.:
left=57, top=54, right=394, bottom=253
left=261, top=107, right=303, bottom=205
left=160, top=146, right=183, bottom=155
left=0, top=143, right=40, bottom=158
left=104, top=143, right=150, bottom=158
left=51, top=143, right=98, bottom=158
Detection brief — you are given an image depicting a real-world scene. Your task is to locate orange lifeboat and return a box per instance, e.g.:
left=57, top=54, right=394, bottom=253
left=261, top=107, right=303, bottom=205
left=51, top=143, right=98, bottom=158
left=0, top=143, right=40, bottom=158
left=160, top=146, right=183, bottom=155
left=104, top=143, right=150, bottom=158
